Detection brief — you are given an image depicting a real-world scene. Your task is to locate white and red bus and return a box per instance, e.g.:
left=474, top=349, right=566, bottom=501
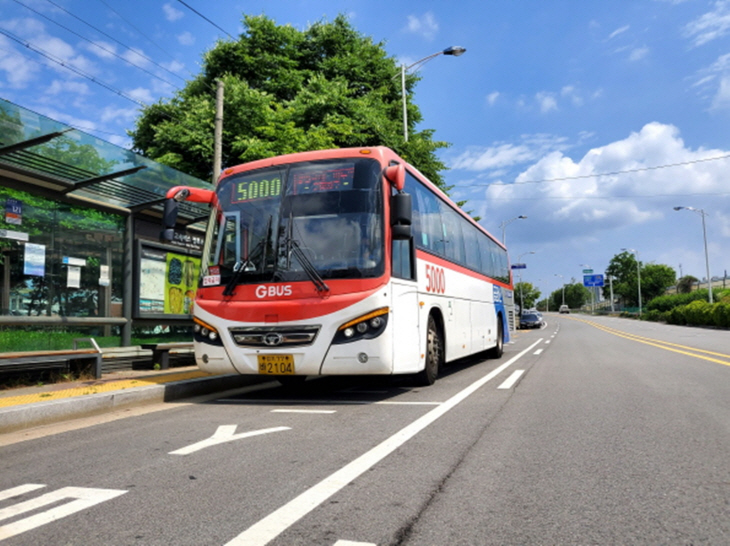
left=163, top=146, right=513, bottom=386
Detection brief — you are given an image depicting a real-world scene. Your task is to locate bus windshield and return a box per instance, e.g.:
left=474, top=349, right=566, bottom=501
left=207, top=157, right=384, bottom=288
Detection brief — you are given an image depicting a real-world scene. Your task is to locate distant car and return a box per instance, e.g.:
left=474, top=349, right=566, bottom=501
left=520, top=313, right=543, bottom=329
left=559, top=305, right=570, bottom=314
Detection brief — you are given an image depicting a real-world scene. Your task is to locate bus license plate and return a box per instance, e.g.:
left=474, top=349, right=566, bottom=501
left=258, top=354, right=295, bottom=375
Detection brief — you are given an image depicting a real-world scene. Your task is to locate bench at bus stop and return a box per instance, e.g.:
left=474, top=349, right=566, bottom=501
left=0, top=337, right=103, bottom=379
left=139, top=342, right=194, bottom=370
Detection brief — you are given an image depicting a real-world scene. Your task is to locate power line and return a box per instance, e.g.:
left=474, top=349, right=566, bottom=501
left=174, top=0, right=234, bottom=40
left=12, top=0, right=179, bottom=89
left=44, top=0, right=188, bottom=83
left=461, top=153, right=730, bottom=187
left=0, top=27, right=147, bottom=107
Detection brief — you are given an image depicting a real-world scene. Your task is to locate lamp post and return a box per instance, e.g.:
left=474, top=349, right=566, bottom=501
left=517, top=251, right=535, bottom=313
left=673, top=206, right=713, bottom=304
left=554, top=274, right=565, bottom=306
left=400, top=46, right=466, bottom=142
left=499, top=215, right=527, bottom=245
left=621, top=249, right=642, bottom=315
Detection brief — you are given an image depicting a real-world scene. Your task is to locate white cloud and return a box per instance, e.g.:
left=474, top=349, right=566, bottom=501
left=177, top=31, right=195, bottom=46
left=464, top=123, right=730, bottom=247
left=608, top=25, right=630, bottom=39
left=405, top=12, right=439, bottom=40
left=536, top=91, right=558, bottom=113
left=84, top=40, right=118, bottom=61
left=486, top=91, right=500, bottom=106
left=0, top=37, right=39, bottom=87
left=629, top=46, right=649, bottom=61
left=127, top=87, right=154, bottom=103
left=45, top=79, right=90, bottom=95
left=451, top=134, right=571, bottom=172
left=684, top=0, right=730, bottom=46
left=163, top=3, right=184, bottom=22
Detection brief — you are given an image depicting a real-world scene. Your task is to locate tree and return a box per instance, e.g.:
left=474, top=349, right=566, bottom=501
left=605, top=251, right=676, bottom=308
left=514, top=281, right=540, bottom=311
left=130, top=14, right=450, bottom=188
left=676, top=275, right=698, bottom=293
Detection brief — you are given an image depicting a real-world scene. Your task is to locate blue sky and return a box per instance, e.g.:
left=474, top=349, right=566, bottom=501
left=1, top=0, right=729, bottom=298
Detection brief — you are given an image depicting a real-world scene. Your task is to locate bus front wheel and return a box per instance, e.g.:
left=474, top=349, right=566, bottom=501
left=415, top=315, right=442, bottom=386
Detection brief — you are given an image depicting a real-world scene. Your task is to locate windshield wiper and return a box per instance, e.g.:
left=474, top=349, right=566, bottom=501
left=222, top=216, right=272, bottom=296
left=278, top=216, right=329, bottom=294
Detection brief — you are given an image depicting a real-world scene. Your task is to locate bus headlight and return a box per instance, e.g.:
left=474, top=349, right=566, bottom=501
left=193, top=317, right=223, bottom=346
left=333, top=307, right=389, bottom=345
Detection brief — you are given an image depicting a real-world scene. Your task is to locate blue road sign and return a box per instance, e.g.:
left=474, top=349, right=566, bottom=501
left=583, top=274, right=604, bottom=287
left=511, top=263, right=527, bottom=269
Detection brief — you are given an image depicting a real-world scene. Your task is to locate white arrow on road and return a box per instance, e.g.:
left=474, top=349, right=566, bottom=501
left=169, top=425, right=290, bottom=456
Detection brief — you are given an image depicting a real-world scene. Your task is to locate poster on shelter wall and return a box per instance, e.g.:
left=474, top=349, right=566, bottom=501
left=164, top=252, right=200, bottom=315
left=67, top=265, right=81, bottom=288
left=139, top=247, right=167, bottom=314
left=5, top=198, right=22, bottom=225
left=24, top=242, right=45, bottom=276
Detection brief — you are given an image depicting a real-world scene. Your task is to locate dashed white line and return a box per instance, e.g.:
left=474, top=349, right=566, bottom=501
left=534, top=348, right=544, bottom=355
left=497, top=370, right=525, bottom=389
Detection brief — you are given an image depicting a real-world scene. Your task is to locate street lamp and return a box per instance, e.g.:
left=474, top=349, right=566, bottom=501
left=499, top=215, right=527, bottom=245
left=400, top=46, right=466, bottom=142
left=621, top=248, right=642, bottom=315
left=554, top=274, right=565, bottom=306
left=517, top=251, right=535, bottom=313
left=674, top=206, right=713, bottom=304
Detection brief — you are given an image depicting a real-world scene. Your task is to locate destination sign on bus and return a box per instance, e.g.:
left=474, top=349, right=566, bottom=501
left=292, top=164, right=354, bottom=194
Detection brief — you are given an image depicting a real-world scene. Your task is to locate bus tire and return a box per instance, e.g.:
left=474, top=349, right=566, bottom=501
left=486, top=317, right=504, bottom=359
left=415, top=315, right=442, bottom=386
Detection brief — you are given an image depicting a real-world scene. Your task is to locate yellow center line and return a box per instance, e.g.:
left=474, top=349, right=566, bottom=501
left=0, top=370, right=210, bottom=409
left=565, top=316, right=730, bottom=367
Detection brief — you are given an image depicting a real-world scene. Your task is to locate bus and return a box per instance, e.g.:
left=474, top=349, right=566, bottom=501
left=162, top=146, right=513, bottom=386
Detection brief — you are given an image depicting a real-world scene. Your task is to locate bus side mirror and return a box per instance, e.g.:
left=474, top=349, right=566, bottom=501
left=161, top=199, right=179, bottom=242
left=391, top=192, right=412, bottom=240
left=385, top=164, right=405, bottom=192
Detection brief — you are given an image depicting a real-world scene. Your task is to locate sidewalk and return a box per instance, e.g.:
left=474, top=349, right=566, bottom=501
left=0, top=366, right=264, bottom=434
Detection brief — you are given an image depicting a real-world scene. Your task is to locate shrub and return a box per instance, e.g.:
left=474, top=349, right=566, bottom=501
left=711, top=302, right=730, bottom=328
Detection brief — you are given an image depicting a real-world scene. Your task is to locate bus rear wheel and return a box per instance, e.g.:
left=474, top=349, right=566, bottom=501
left=486, top=318, right=504, bottom=359
left=415, top=315, right=442, bottom=386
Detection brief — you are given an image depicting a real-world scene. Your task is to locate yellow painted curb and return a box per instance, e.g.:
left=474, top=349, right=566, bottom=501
left=0, top=371, right=210, bottom=409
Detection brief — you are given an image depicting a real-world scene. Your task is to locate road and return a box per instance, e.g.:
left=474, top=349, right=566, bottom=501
left=1, top=314, right=728, bottom=545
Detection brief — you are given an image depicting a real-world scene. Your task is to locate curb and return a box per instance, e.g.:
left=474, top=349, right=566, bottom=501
left=0, top=374, right=266, bottom=434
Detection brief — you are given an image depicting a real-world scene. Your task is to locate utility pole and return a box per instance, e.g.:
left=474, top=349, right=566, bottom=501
left=213, top=79, right=224, bottom=183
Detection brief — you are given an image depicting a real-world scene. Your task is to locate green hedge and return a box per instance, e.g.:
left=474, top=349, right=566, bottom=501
left=642, top=289, right=730, bottom=328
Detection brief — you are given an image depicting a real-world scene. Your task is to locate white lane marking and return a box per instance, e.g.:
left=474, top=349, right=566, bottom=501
left=225, top=339, right=544, bottom=546
left=0, top=486, right=127, bottom=541
left=0, top=484, right=45, bottom=502
left=169, top=425, right=290, bottom=456
left=219, top=399, right=441, bottom=406
left=534, top=348, right=544, bottom=355
left=497, top=370, right=525, bottom=390
left=334, top=541, right=376, bottom=546
left=271, top=409, right=336, bottom=414
left=545, top=340, right=551, bottom=344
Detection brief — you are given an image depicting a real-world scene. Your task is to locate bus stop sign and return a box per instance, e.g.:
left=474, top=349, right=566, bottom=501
left=583, top=274, right=604, bottom=287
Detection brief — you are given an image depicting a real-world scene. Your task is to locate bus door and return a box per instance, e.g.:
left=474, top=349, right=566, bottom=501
left=391, top=238, right=420, bottom=372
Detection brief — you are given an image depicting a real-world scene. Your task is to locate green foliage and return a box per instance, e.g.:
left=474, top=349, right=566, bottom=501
left=131, top=14, right=450, bottom=188
left=676, top=275, right=699, bottom=293
left=549, top=282, right=590, bottom=310
left=515, top=281, right=541, bottom=310
left=604, top=252, right=676, bottom=307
